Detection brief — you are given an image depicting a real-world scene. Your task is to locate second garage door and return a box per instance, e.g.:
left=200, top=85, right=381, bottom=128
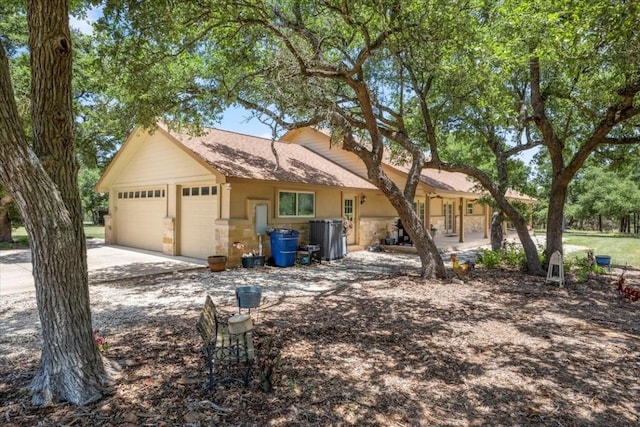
left=180, top=184, right=219, bottom=259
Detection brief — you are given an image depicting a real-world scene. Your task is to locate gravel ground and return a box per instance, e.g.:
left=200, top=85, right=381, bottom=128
left=2, top=249, right=640, bottom=426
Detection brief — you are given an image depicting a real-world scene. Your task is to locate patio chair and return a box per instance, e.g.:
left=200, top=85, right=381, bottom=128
left=196, top=295, right=255, bottom=388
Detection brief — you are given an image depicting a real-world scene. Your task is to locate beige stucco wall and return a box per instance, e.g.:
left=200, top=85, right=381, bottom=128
left=224, top=180, right=373, bottom=267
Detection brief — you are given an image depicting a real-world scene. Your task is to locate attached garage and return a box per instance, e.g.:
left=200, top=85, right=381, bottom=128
left=114, top=188, right=166, bottom=252
left=179, top=184, right=219, bottom=259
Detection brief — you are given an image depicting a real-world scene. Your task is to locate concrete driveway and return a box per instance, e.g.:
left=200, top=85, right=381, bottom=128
left=0, top=239, right=204, bottom=296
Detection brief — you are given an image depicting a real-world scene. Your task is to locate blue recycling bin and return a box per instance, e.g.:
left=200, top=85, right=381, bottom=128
left=270, top=229, right=300, bottom=267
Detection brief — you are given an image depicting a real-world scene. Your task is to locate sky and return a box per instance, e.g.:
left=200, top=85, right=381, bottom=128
left=69, top=7, right=274, bottom=140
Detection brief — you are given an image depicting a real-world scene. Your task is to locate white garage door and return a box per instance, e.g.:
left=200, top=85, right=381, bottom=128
left=180, top=184, right=219, bottom=259
left=115, top=188, right=166, bottom=252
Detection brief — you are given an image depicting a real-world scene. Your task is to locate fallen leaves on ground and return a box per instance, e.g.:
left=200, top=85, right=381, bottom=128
left=1, top=263, right=639, bottom=426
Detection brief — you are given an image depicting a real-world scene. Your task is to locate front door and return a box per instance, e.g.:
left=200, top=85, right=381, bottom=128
left=343, top=195, right=357, bottom=245
left=444, top=202, right=454, bottom=234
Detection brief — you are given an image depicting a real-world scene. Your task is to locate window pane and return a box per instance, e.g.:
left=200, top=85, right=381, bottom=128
left=201, top=186, right=210, bottom=196
left=279, top=192, right=296, bottom=216
left=298, top=193, right=314, bottom=216
left=343, top=199, right=353, bottom=220
left=129, top=191, right=134, bottom=198
left=148, top=190, right=154, bottom=198
left=155, top=190, right=161, bottom=198
left=191, top=187, right=200, bottom=196
left=134, top=191, right=140, bottom=198
left=182, top=188, right=189, bottom=196
left=211, top=186, right=218, bottom=195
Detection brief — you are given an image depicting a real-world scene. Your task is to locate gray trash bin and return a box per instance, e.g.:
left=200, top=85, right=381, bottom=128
left=309, top=219, right=344, bottom=261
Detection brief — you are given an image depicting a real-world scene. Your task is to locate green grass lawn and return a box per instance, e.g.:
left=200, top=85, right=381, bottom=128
left=83, top=224, right=105, bottom=239
left=563, top=230, right=640, bottom=268
left=0, top=224, right=105, bottom=249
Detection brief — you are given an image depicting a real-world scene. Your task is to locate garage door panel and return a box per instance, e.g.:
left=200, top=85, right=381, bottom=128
left=115, top=189, right=165, bottom=252
left=180, top=185, right=218, bottom=259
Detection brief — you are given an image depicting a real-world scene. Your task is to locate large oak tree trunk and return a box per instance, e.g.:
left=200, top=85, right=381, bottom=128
left=0, top=0, right=116, bottom=406
left=490, top=211, right=503, bottom=251
left=545, top=179, right=569, bottom=261
left=384, top=185, right=446, bottom=278
left=332, top=116, right=447, bottom=279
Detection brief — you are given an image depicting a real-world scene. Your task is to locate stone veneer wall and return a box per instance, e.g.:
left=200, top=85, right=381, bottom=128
left=463, top=216, right=484, bottom=233
left=103, top=215, right=114, bottom=245
left=162, top=217, right=175, bottom=255
left=430, top=215, right=484, bottom=234
left=359, top=216, right=398, bottom=246
left=222, top=220, right=311, bottom=268
left=361, top=215, right=484, bottom=244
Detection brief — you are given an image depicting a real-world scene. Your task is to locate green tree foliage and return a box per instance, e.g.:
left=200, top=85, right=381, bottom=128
left=92, top=0, right=640, bottom=275
left=94, top=0, right=492, bottom=278
left=0, top=4, right=130, bottom=241
left=567, top=166, right=640, bottom=231
left=78, top=168, right=108, bottom=223
left=492, top=0, right=640, bottom=256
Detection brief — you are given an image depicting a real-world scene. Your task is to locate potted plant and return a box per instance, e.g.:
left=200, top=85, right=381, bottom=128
left=233, top=241, right=266, bottom=268
left=207, top=255, right=227, bottom=272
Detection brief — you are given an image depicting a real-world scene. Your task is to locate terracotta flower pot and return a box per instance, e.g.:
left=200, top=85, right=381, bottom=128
left=207, top=255, right=227, bottom=272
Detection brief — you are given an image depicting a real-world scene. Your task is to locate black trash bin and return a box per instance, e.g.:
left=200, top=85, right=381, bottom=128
left=270, top=228, right=300, bottom=267
left=309, top=219, right=344, bottom=261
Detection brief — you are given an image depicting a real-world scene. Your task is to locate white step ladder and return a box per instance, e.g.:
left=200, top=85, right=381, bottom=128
left=545, top=251, right=564, bottom=287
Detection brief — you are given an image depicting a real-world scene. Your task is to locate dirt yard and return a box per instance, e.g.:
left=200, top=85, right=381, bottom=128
left=1, top=251, right=639, bottom=426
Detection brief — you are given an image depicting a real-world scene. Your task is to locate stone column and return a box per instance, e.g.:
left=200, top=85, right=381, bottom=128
left=162, top=216, right=175, bottom=255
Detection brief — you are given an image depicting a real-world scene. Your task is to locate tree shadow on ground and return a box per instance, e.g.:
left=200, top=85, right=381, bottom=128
left=1, top=259, right=639, bottom=425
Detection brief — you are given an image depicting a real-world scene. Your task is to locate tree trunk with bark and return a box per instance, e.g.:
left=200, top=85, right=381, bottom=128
left=490, top=211, right=503, bottom=251
left=0, top=0, right=117, bottom=406
left=332, top=117, right=446, bottom=279
left=383, top=183, right=446, bottom=278
left=545, top=179, right=569, bottom=261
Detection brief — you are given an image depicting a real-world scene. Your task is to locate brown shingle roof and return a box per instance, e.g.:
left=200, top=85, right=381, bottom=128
left=160, top=124, right=377, bottom=189
left=283, top=126, right=535, bottom=201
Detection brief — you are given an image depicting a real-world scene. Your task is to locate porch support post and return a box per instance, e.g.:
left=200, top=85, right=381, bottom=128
left=459, top=197, right=465, bottom=243
left=483, top=204, right=489, bottom=238
left=426, top=195, right=432, bottom=233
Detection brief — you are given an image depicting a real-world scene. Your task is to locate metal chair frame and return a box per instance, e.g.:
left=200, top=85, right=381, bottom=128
left=196, top=295, right=255, bottom=388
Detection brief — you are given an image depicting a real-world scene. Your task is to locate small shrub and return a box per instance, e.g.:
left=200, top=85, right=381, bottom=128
left=571, top=254, right=605, bottom=282
left=477, top=249, right=502, bottom=269
left=502, top=242, right=526, bottom=269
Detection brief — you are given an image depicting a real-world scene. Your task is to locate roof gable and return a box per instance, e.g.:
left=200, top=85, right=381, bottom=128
left=99, top=124, right=377, bottom=191
left=163, top=125, right=376, bottom=189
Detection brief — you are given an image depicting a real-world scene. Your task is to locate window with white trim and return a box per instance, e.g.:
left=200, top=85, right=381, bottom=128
left=467, top=202, right=474, bottom=215
left=278, top=190, right=315, bottom=217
